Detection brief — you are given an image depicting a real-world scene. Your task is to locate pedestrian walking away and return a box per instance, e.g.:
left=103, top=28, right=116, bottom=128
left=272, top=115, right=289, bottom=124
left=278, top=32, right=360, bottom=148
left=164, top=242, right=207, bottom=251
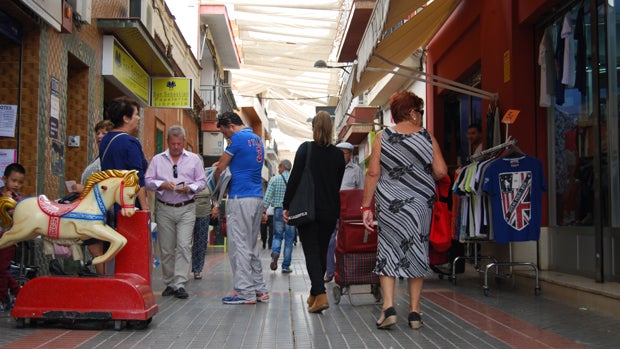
left=283, top=111, right=345, bottom=313
left=145, top=125, right=207, bottom=299
left=362, top=90, right=447, bottom=330
left=264, top=159, right=296, bottom=274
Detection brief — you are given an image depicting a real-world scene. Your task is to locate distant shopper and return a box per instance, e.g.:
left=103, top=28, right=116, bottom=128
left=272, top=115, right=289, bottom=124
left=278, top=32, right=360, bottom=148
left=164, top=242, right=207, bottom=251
left=145, top=125, right=206, bottom=299
left=283, top=111, right=345, bottom=313
left=361, top=90, right=447, bottom=330
left=467, top=123, right=483, bottom=155
left=265, top=159, right=295, bottom=273
left=214, top=112, right=269, bottom=305
left=260, top=206, right=274, bottom=250
left=324, top=141, right=364, bottom=283
left=191, top=186, right=211, bottom=280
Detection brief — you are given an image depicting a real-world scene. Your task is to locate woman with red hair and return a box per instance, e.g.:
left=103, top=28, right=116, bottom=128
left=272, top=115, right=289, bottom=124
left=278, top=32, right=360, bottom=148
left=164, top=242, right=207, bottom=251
left=361, top=90, right=447, bottom=330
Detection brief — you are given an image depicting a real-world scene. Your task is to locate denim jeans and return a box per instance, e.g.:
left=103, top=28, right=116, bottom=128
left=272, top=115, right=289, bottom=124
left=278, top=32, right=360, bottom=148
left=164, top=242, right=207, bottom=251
left=270, top=208, right=296, bottom=269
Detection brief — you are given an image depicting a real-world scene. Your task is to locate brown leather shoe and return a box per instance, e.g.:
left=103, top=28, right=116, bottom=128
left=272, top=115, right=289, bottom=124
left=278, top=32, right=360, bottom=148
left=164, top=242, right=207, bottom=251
left=270, top=252, right=279, bottom=271
left=308, top=293, right=329, bottom=313
left=306, top=294, right=315, bottom=306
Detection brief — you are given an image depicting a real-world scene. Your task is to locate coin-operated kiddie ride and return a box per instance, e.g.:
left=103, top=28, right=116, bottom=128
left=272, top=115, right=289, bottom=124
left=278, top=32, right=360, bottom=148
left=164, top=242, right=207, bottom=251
left=0, top=170, right=158, bottom=330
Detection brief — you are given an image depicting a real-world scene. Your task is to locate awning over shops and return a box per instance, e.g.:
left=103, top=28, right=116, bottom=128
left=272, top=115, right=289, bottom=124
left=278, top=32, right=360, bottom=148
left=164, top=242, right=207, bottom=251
left=353, top=0, right=461, bottom=97
left=98, top=18, right=174, bottom=77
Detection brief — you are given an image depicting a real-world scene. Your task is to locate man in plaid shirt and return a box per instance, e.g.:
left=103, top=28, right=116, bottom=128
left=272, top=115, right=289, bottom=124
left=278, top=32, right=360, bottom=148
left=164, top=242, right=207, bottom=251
left=264, top=160, right=296, bottom=273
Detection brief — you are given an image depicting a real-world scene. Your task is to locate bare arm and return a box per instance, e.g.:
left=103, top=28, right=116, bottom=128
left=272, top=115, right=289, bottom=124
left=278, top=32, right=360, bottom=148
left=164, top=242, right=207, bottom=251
left=430, top=134, right=448, bottom=180
left=214, top=152, right=232, bottom=183
left=137, top=187, right=148, bottom=210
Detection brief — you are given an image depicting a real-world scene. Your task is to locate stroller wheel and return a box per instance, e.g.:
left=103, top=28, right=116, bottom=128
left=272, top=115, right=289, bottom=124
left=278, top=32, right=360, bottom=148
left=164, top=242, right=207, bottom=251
left=332, top=285, right=342, bottom=304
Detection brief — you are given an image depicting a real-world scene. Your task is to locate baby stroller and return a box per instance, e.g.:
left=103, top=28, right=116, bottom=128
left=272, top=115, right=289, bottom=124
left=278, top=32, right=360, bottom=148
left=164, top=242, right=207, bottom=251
left=333, top=189, right=381, bottom=305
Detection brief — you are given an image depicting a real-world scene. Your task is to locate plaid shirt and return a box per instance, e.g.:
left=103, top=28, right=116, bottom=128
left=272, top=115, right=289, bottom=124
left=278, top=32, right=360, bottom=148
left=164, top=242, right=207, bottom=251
left=263, top=171, right=289, bottom=208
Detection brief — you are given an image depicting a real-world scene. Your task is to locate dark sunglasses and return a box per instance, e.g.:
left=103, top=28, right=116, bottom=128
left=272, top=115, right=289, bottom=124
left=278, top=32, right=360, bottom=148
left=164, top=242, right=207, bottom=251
left=173, top=164, right=178, bottom=178
left=416, top=109, right=424, bottom=117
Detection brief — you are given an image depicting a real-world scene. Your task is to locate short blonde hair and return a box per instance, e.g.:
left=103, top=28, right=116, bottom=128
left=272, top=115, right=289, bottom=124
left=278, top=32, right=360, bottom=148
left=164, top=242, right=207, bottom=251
left=312, top=111, right=333, bottom=146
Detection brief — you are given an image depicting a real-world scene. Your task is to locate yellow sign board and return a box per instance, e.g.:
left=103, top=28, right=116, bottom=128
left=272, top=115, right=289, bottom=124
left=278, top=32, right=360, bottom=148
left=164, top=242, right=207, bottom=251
left=151, top=78, right=193, bottom=108
left=111, top=42, right=150, bottom=102
left=503, top=50, right=510, bottom=83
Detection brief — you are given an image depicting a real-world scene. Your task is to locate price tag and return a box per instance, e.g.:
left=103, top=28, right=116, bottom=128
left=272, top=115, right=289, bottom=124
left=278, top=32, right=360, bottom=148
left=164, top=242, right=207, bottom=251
left=502, top=109, right=520, bottom=124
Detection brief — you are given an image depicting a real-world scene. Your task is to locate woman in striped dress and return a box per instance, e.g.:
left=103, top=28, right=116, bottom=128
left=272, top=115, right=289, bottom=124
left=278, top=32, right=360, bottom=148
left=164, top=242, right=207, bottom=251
left=361, top=90, right=447, bottom=330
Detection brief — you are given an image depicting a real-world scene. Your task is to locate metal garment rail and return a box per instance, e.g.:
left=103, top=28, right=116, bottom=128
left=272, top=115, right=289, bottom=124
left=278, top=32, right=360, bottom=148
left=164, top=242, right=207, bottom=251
left=458, top=139, right=541, bottom=296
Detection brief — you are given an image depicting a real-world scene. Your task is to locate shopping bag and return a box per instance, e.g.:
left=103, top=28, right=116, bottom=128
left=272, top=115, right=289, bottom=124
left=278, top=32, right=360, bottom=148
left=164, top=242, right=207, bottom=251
left=430, top=175, right=452, bottom=252
left=287, top=142, right=315, bottom=226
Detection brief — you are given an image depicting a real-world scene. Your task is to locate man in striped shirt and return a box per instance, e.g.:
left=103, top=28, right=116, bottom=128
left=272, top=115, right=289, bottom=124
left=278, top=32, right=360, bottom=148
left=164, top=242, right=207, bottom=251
left=264, top=160, right=296, bottom=273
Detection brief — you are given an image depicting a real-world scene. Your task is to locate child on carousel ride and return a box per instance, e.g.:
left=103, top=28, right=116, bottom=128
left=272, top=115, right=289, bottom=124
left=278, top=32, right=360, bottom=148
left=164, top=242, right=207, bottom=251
left=0, top=163, right=25, bottom=311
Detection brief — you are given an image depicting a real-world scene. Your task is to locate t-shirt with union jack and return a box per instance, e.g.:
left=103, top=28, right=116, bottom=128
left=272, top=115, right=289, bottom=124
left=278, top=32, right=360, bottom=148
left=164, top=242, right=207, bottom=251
left=481, top=155, right=546, bottom=243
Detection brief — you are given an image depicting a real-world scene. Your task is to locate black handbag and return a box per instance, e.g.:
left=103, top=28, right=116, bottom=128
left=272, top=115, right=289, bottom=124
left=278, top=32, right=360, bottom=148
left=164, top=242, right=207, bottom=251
left=287, top=142, right=315, bottom=226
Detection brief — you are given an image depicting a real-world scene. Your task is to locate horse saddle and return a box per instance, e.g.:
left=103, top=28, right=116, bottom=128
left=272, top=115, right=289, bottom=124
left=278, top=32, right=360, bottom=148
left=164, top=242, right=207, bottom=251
left=38, top=195, right=81, bottom=217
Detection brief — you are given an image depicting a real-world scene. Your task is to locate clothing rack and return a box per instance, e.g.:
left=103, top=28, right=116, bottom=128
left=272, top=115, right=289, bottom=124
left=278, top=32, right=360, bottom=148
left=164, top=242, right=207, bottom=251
left=452, top=137, right=542, bottom=296
left=482, top=243, right=540, bottom=296
left=469, top=138, right=516, bottom=162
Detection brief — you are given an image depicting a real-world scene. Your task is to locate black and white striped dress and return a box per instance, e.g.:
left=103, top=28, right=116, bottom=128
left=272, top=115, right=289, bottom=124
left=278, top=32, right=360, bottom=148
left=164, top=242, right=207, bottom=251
left=373, top=127, right=435, bottom=278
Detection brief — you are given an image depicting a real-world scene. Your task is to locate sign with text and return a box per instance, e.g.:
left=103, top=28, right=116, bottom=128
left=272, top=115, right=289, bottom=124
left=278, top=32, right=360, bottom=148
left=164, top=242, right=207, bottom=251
left=0, top=105, right=17, bottom=137
left=49, top=77, right=60, bottom=139
left=151, top=77, right=193, bottom=108
left=102, top=36, right=150, bottom=104
left=502, top=109, right=520, bottom=124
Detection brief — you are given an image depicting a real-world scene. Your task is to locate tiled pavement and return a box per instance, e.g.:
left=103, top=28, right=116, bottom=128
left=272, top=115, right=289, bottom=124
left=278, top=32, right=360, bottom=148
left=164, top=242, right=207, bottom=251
left=1, top=244, right=619, bottom=349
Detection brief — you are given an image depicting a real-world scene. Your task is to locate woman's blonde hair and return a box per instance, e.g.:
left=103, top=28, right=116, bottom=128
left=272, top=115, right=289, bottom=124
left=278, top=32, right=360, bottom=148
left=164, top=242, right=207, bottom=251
left=312, top=111, right=333, bottom=146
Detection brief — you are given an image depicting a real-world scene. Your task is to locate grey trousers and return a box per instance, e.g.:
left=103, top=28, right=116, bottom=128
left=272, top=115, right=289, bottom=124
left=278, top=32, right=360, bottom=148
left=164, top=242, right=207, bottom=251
left=226, top=196, right=268, bottom=299
left=156, top=201, right=195, bottom=289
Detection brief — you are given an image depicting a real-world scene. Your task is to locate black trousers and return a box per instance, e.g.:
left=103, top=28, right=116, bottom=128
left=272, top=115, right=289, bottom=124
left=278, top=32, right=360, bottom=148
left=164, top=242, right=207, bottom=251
left=260, top=215, right=274, bottom=248
left=298, top=217, right=337, bottom=296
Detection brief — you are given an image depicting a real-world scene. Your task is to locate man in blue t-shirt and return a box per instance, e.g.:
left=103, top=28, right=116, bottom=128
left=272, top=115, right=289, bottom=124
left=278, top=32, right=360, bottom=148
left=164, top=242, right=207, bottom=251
left=213, top=112, right=269, bottom=304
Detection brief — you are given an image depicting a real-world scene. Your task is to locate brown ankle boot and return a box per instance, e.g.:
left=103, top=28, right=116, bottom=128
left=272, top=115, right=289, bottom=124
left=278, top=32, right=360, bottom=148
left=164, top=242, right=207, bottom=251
left=308, top=293, right=329, bottom=313
left=306, top=294, right=315, bottom=306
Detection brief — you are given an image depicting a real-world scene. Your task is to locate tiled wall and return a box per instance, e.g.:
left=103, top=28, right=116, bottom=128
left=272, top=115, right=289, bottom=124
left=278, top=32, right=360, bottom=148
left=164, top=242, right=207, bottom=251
left=1, top=0, right=202, bottom=198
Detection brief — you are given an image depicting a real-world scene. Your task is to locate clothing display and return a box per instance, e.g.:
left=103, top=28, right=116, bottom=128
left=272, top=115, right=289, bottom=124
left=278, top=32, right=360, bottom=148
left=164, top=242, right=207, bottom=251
left=452, top=140, right=547, bottom=243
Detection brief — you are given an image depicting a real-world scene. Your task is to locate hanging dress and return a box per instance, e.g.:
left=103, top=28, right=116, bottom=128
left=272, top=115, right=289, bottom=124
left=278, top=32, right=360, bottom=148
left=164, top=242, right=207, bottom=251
left=374, top=127, right=435, bottom=278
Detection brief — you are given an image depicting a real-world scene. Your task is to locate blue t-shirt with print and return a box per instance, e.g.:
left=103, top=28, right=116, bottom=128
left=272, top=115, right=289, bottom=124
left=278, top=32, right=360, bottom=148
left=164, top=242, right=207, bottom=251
left=481, top=155, right=547, bottom=243
left=226, top=127, right=264, bottom=198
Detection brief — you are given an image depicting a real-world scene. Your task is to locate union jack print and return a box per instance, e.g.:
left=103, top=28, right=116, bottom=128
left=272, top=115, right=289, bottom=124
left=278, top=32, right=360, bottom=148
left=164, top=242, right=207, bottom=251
left=499, top=171, right=532, bottom=231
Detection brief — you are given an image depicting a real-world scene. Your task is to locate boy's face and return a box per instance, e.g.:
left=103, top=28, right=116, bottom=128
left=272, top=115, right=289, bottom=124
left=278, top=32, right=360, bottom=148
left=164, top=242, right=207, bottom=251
left=3, top=171, right=25, bottom=193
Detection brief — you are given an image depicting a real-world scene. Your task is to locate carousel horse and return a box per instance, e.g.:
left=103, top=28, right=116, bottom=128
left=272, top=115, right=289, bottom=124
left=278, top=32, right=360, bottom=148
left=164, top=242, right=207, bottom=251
left=0, top=169, right=140, bottom=267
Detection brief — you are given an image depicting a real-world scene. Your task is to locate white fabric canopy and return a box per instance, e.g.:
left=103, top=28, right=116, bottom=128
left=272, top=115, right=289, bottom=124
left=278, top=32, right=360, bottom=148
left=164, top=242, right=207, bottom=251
left=226, top=0, right=347, bottom=151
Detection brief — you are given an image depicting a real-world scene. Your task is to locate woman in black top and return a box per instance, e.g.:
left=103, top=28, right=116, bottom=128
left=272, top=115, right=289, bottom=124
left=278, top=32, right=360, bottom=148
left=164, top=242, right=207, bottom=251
left=283, top=111, right=344, bottom=313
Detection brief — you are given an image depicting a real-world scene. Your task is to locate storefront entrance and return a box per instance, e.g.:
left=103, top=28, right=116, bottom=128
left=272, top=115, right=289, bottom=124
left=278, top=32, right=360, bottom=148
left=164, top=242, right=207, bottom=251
left=541, top=0, right=620, bottom=282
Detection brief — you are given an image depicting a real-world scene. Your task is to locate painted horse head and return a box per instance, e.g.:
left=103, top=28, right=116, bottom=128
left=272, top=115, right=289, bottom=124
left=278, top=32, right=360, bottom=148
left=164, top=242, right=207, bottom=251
left=81, top=169, right=140, bottom=218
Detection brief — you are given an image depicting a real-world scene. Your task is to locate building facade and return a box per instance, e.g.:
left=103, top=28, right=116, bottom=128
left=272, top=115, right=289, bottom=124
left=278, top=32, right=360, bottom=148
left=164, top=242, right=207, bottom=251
left=0, top=0, right=204, bottom=203
left=336, top=0, right=619, bottom=284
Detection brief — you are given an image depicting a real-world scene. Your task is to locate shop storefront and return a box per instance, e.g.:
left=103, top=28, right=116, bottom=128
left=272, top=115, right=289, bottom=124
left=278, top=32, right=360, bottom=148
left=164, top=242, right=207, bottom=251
left=539, top=1, right=619, bottom=282
left=428, top=0, right=619, bottom=282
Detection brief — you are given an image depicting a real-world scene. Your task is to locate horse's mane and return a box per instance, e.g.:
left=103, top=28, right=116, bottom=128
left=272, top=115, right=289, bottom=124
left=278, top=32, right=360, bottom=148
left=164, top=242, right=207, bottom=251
left=80, top=170, right=140, bottom=200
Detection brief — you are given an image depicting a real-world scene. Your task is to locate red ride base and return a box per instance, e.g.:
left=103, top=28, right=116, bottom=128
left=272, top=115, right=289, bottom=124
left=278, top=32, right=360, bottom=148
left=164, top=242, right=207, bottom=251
left=10, top=211, right=158, bottom=330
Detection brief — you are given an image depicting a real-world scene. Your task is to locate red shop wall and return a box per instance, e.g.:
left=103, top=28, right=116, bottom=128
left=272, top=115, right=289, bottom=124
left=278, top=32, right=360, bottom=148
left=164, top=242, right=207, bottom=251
left=426, top=0, right=563, bottom=227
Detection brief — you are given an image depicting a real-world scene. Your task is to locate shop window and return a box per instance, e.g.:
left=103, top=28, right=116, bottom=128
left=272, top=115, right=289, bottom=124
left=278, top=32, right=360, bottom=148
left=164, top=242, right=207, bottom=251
left=541, top=1, right=617, bottom=227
